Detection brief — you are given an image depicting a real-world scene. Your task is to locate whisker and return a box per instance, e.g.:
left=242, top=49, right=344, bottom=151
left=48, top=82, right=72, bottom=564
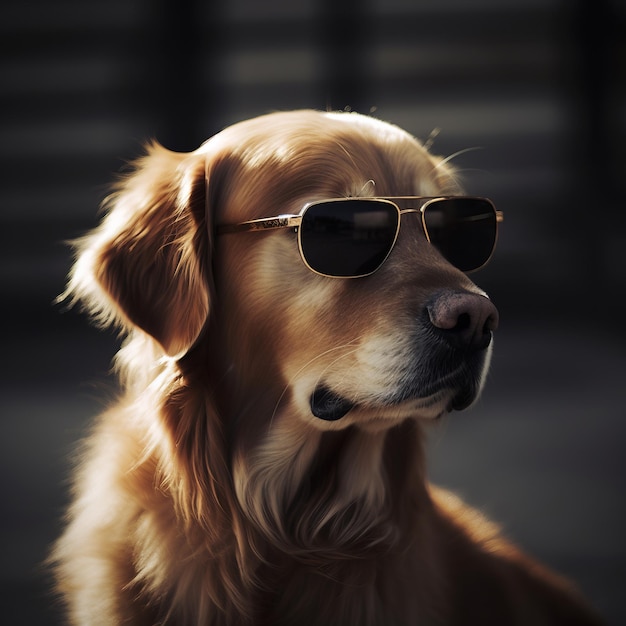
left=423, top=127, right=440, bottom=151
left=436, top=146, right=484, bottom=169
left=312, top=346, right=361, bottom=395
left=357, top=179, right=376, bottom=196
left=269, top=342, right=360, bottom=428
left=449, top=167, right=494, bottom=177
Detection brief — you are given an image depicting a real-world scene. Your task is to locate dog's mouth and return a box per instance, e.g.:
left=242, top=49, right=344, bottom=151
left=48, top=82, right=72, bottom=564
left=310, top=386, right=355, bottom=421
left=310, top=374, right=479, bottom=422
left=308, top=334, right=491, bottom=422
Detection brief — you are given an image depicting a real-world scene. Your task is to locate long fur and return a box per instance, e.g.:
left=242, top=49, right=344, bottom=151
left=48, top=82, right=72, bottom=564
left=51, top=110, right=602, bottom=625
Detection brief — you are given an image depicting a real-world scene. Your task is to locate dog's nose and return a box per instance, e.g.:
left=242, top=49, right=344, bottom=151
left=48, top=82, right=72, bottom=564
left=426, top=290, right=499, bottom=352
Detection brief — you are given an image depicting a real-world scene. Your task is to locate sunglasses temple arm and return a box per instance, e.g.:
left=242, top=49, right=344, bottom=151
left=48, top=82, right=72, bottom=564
left=217, top=215, right=302, bottom=234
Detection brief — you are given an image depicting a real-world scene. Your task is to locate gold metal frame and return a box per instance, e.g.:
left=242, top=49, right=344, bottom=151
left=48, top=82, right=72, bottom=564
left=216, top=197, right=503, bottom=277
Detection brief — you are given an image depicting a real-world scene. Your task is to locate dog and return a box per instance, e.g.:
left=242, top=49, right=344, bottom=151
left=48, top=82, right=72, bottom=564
left=51, top=110, right=602, bottom=625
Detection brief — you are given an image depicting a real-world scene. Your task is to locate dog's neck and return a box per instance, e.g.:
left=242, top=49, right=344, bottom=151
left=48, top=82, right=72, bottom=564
left=228, top=414, right=436, bottom=624
left=233, top=414, right=428, bottom=563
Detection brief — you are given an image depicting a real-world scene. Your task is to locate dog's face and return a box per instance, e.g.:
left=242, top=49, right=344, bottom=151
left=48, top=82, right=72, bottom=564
left=72, top=110, right=499, bottom=432
left=206, top=111, right=498, bottom=436
left=69, top=110, right=498, bottom=438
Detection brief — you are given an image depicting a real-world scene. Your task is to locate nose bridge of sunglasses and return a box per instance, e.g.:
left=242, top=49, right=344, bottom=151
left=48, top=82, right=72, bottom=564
left=393, top=208, right=430, bottom=245
left=388, top=193, right=433, bottom=215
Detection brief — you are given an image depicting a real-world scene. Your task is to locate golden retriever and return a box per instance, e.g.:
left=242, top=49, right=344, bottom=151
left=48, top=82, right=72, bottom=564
left=51, top=110, right=602, bottom=625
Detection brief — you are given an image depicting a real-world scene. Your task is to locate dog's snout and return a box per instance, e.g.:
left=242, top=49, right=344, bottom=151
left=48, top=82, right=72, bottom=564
left=427, top=290, right=499, bottom=352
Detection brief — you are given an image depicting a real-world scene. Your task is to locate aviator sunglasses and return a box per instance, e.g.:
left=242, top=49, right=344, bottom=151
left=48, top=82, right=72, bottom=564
left=217, top=197, right=503, bottom=278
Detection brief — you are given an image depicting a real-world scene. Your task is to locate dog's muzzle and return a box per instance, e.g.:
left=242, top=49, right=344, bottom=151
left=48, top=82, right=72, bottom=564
left=309, top=290, right=499, bottom=422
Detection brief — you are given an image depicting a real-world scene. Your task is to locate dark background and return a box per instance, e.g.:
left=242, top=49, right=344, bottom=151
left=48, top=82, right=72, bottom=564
left=1, top=0, right=625, bottom=623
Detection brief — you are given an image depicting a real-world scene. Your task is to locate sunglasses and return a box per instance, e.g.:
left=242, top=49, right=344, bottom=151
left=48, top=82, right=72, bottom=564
left=217, top=197, right=503, bottom=278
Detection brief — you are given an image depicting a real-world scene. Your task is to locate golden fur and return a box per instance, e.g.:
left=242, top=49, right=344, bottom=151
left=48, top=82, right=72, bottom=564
left=51, top=110, right=601, bottom=625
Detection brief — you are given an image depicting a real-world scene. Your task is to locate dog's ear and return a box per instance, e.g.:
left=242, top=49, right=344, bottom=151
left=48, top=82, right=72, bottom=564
left=65, top=143, right=212, bottom=357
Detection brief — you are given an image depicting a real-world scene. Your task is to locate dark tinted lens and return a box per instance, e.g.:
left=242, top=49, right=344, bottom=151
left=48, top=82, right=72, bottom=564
left=422, top=198, right=497, bottom=272
left=300, top=200, right=399, bottom=277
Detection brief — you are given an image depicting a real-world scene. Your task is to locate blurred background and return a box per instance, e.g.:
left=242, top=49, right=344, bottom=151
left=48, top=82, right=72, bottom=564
left=1, top=0, right=624, bottom=623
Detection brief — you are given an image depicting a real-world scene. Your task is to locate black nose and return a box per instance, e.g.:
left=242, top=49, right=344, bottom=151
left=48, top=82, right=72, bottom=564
left=426, top=290, right=499, bottom=352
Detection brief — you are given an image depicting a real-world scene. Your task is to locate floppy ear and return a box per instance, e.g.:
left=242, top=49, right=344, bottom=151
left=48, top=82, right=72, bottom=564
left=65, top=143, right=211, bottom=357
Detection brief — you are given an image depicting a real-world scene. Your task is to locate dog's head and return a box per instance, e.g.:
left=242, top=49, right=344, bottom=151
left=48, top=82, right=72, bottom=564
left=66, top=111, right=500, bottom=563
left=67, top=110, right=499, bottom=434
